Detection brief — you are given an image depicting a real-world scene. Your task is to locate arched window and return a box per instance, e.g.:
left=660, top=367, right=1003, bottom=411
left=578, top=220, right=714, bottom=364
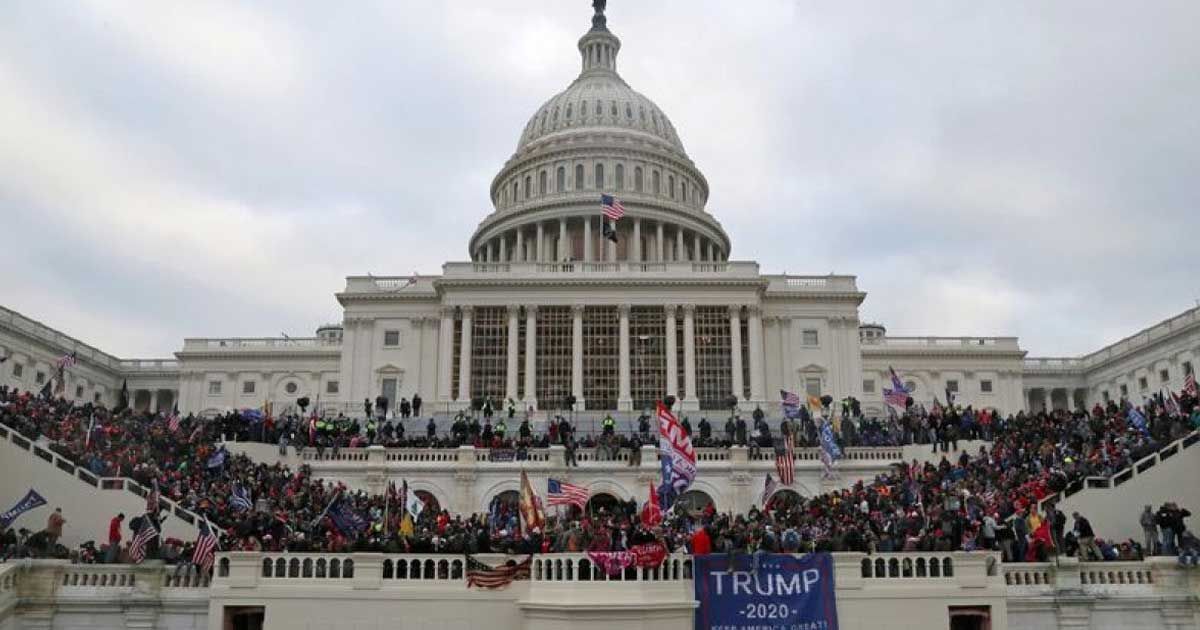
left=556, top=167, right=565, bottom=192
left=552, top=106, right=559, bottom=123
left=566, top=103, right=572, bottom=119
left=597, top=100, right=603, bottom=118
left=594, top=163, right=604, bottom=189
left=524, top=176, right=531, bottom=200
left=625, top=104, right=633, bottom=119
left=539, top=171, right=547, bottom=195
left=581, top=101, right=588, bottom=117
left=639, top=107, right=646, bottom=124
left=540, top=111, right=547, bottom=131
left=681, top=181, right=688, bottom=202
left=652, top=171, right=661, bottom=195
left=610, top=101, right=617, bottom=117
left=668, top=175, right=675, bottom=199
left=615, top=164, right=624, bottom=190
left=575, top=164, right=584, bottom=189
left=634, top=167, right=643, bottom=192
left=513, top=181, right=519, bottom=201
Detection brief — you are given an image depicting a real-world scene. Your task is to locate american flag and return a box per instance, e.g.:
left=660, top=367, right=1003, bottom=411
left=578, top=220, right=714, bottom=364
left=883, top=366, right=911, bottom=409
left=780, top=389, right=801, bottom=419
left=466, top=555, right=532, bottom=589
left=760, top=473, right=778, bottom=506
left=192, top=521, right=218, bottom=574
left=1185, top=371, right=1198, bottom=398
left=774, top=434, right=795, bottom=486
left=56, top=352, right=78, bottom=370
left=546, top=479, right=589, bottom=509
left=600, top=194, right=626, bottom=221
left=166, top=404, right=181, bottom=433
left=129, top=520, right=158, bottom=563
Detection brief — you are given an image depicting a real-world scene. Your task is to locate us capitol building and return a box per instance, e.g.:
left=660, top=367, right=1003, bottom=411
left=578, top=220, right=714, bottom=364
left=2, top=3, right=1199, bottom=424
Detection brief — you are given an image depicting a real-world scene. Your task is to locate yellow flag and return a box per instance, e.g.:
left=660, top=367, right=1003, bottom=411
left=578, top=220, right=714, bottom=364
left=400, top=513, right=414, bottom=537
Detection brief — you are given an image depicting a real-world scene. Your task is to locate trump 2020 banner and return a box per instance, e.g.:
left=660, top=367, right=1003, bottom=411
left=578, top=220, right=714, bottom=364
left=694, top=553, right=839, bottom=630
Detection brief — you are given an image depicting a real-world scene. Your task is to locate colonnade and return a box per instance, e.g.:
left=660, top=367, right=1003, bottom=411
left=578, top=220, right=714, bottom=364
left=474, top=217, right=724, bottom=264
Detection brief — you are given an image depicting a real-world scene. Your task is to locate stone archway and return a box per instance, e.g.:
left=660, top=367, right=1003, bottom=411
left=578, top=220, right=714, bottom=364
left=414, top=490, right=440, bottom=514
left=676, top=490, right=714, bottom=517
left=581, top=492, right=622, bottom=517
left=765, top=489, right=804, bottom=512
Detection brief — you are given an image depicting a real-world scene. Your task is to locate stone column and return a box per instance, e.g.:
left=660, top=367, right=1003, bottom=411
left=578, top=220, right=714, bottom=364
left=675, top=229, right=685, bottom=262
left=486, top=241, right=495, bottom=263
left=499, top=233, right=507, bottom=262
left=694, top=233, right=702, bottom=262
left=607, top=227, right=617, bottom=262
left=707, top=241, right=715, bottom=262
left=584, top=218, right=593, bottom=262
left=682, top=304, right=699, bottom=410
left=618, top=304, right=632, bottom=410
left=536, top=222, right=545, bottom=263
left=524, top=306, right=538, bottom=409
left=515, top=229, right=524, bottom=263
left=1044, top=388, right=1054, bottom=412
left=747, top=306, right=766, bottom=403
left=665, top=305, right=678, bottom=398
left=558, top=218, right=568, bottom=261
left=632, top=218, right=642, bottom=262
left=729, top=305, right=744, bottom=403
left=656, top=222, right=665, bottom=262
left=505, top=305, right=520, bottom=402
left=572, top=305, right=585, bottom=409
left=456, top=306, right=473, bottom=404
left=437, top=307, right=455, bottom=403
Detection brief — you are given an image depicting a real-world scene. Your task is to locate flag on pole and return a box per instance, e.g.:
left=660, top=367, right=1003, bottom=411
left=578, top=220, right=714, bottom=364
left=774, top=433, right=795, bottom=485
left=1127, top=406, right=1150, bottom=436
left=117, top=379, right=130, bottom=411
left=192, top=521, right=218, bottom=574
left=641, top=481, right=662, bottom=527
left=547, top=479, right=589, bottom=510
left=780, top=390, right=801, bottom=419
left=883, top=366, right=912, bottom=409
left=818, top=418, right=842, bottom=477
left=600, top=194, right=626, bottom=221
left=85, top=411, right=97, bottom=449
left=56, top=352, right=78, bottom=370
left=0, top=489, right=47, bottom=530
left=760, top=474, right=778, bottom=507
left=328, top=494, right=368, bottom=535
left=1184, top=371, right=1198, bottom=398
left=230, top=484, right=253, bottom=512
left=656, top=400, right=696, bottom=510
left=405, top=485, right=424, bottom=520
left=129, top=519, right=158, bottom=563
left=518, top=471, right=544, bottom=531
left=205, top=447, right=228, bottom=469
left=166, top=404, right=181, bottom=433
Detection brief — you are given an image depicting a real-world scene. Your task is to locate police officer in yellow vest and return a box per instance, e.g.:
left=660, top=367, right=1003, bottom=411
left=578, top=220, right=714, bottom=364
left=602, top=414, right=615, bottom=436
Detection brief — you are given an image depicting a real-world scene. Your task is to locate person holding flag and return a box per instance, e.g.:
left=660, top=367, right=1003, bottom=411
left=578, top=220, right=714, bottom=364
left=656, top=400, right=696, bottom=510
left=640, top=481, right=662, bottom=527
left=518, top=471, right=544, bottom=533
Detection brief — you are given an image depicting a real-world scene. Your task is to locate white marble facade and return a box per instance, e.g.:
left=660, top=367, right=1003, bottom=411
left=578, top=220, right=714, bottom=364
left=2, top=6, right=1199, bottom=420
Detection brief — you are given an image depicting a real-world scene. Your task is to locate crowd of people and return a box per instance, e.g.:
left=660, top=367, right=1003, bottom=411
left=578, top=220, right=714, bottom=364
left=2, top=382, right=1198, bottom=571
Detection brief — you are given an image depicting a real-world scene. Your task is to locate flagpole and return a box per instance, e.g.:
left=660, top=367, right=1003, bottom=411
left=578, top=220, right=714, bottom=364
left=311, top=489, right=341, bottom=531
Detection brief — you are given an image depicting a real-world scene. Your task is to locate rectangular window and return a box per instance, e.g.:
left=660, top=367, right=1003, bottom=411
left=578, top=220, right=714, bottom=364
left=801, top=330, right=819, bottom=346
left=35, top=371, right=45, bottom=384
left=1101, top=390, right=1110, bottom=403
left=1184, top=361, right=1195, bottom=376
left=326, top=380, right=339, bottom=394
left=94, top=392, right=102, bottom=403
left=695, top=306, right=733, bottom=410
left=980, top=380, right=993, bottom=393
left=805, top=377, right=822, bottom=397
left=862, top=379, right=875, bottom=393
left=12, top=363, right=22, bottom=378
left=75, top=385, right=84, bottom=398
left=1159, top=369, right=1170, bottom=384
left=583, top=306, right=619, bottom=410
left=535, top=306, right=572, bottom=408
left=630, top=307, right=667, bottom=410
left=243, top=381, right=256, bottom=395
left=208, top=381, right=222, bottom=396
left=469, top=307, right=508, bottom=404
left=383, top=330, right=400, bottom=347
left=1119, top=384, right=1128, bottom=397
left=946, top=380, right=959, bottom=393
left=1138, top=376, right=1148, bottom=391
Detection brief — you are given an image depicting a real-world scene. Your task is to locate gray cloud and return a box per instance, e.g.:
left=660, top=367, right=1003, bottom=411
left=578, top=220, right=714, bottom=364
left=0, top=0, right=1196, bottom=358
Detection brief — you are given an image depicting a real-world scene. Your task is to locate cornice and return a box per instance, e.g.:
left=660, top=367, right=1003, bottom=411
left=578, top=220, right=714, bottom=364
left=175, top=350, right=342, bottom=361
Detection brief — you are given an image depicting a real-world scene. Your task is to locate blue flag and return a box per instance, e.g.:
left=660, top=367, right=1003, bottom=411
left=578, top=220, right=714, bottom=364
left=241, top=408, right=264, bottom=424
left=328, top=496, right=368, bottom=535
left=206, top=447, right=228, bottom=469
left=1127, top=407, right=1150, bottom=436
left=0, top=489, right=48, bottom=530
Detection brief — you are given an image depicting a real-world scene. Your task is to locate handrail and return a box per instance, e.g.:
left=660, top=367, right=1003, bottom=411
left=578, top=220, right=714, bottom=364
left=1037, top=429, right=1199, bottom=509
left=0, top=420, right=217, bottom=534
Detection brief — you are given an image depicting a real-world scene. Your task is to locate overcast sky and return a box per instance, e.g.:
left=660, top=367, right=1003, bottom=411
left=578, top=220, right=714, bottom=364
left=2, top=1, right=1197, bottom=359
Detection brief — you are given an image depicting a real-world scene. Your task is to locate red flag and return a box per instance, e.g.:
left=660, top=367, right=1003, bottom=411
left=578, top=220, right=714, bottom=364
left=641, top=481, right=662, bottom=527
left=1032, top=520, right=1054, bottom=548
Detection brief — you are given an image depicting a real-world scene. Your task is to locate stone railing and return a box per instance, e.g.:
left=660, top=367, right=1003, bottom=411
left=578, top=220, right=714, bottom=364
left=863, top=336, right=1022, bottom=351
left=1002, top=556, right=1185, bottom=597
left=438, top=261, right=764, bottom=279
left=1022, top=357, right=1086, bottom=373
left=181, top=337, right=341, bottom=351
left=0, top=421, right=218, bottom=532
left=1036, top=429, right=1199, bottom=509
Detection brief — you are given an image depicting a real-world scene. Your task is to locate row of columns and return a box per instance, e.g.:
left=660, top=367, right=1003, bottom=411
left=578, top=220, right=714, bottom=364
left=476, top=217, right=724, bottom=264
left=438, top=304, right=766, bottom=411
left=1026, top=387, right=1082, bottom=412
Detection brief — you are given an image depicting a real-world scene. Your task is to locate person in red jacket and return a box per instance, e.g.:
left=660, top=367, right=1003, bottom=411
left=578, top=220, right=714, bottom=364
left=105, top=513, right=125, bottom=563
left=691, top=526, right=712, bottom=555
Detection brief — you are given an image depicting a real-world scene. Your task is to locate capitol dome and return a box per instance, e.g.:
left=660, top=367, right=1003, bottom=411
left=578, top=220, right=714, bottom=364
left=469, top=2, right=729, bottom=265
